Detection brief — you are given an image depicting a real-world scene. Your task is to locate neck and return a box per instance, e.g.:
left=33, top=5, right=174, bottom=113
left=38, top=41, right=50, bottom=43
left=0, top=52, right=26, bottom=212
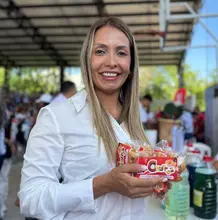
left=63, top=92, right=70, bottom=99
left=63, top=91, right=75, bottom=99
left=95, top=89, right=121, bottom=121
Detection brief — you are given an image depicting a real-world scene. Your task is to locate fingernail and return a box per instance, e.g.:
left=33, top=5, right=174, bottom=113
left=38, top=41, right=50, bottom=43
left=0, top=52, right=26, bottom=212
left=162, top=178, right=168, bottom=182
left=140, top=165, right=147, bottom=171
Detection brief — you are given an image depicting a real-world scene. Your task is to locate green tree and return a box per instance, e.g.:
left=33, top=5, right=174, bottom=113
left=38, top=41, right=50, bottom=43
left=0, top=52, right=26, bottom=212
left=0, top=67, right=5, bottom=86
left=139, top=65, right=178, bottom=100
left=139, top=65, right=217, bottom=111
left=8, top=67, right=59, bottom=95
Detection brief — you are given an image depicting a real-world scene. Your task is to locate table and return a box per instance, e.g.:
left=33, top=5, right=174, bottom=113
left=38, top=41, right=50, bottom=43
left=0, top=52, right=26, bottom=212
left=144, top=197, right=218, bottom=220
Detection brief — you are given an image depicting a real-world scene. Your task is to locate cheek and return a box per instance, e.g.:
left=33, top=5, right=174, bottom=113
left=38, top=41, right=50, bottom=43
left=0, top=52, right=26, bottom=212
left=121, top=57, right=131, bottom=72
left=91, top=55, right=105, bottom=72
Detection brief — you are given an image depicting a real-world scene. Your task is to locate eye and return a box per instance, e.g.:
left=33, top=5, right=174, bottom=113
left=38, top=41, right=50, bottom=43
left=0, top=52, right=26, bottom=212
left=95, top=49, right=105, bottom=55
left=117, top=51, right=127, bottom=56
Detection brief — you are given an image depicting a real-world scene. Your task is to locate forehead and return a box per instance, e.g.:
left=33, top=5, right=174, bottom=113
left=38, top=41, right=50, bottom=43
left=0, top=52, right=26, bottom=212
left=94, top=25, right=130, bottom=46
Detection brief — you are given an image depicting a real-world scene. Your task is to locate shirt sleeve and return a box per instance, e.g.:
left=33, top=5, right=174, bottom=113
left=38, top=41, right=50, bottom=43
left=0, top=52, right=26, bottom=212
left=18, top=107, right=97, bottom=219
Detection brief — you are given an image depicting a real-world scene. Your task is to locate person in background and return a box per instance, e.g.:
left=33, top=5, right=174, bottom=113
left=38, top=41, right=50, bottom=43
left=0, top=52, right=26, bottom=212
left=141, top=94, right=152, bottom=115
left=30, top=93, right=53, bottom=128
left=0, top=94, right=6, bottom=171
left=0, top=113, right=16, bottom=218
left=139, top=102, right=148, bottom=129
left=36, top=93, right=53, bottom=108
left=140, top=94, right=155, bottom=129
left=18, top=17, right=170, bottom=220
left=192, top=106, right=205, bottom=143
left=0, top=93, right=7, bottom=220
left=179, top=106, right=194, bottom=141
left=51, top=81, right=77, bottom=103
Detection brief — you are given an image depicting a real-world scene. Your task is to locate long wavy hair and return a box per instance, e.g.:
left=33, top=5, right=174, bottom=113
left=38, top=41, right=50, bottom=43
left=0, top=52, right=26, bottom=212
left=80, top=17, right=148, bottom=162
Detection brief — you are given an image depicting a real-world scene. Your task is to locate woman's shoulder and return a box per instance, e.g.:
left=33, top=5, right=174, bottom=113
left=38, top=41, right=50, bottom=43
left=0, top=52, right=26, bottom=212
left=46, top=89, right=88, bottom=121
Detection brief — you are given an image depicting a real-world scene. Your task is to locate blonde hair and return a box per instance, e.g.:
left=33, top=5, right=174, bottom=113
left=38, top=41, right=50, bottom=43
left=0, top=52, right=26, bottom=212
left=80, top=17, right=148, bottom=162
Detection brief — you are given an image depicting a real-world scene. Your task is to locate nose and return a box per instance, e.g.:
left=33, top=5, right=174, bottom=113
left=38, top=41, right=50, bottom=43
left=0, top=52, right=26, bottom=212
left=106, top=52, right=117, bottom=67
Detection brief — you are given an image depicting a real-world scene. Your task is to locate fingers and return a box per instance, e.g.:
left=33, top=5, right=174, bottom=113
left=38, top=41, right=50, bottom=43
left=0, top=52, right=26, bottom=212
left=119, top=163, right=145, bottom=173
left=128, top=176, right=164, bottom=188
left=131, top=192, right=153, bottom=199
left=127, top=186, right=154, bottom=196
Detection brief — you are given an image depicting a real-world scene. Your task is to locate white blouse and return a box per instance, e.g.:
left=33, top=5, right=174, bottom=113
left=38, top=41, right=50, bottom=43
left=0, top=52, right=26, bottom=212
left=19, top=89, right=146, bottom=220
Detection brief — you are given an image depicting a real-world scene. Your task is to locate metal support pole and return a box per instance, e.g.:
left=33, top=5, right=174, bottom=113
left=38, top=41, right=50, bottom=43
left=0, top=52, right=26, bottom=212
left=178, top=63, right=185, bottom=88
left=60, top=66, right=65, bottom=91
left=4, top=66, right=10, bottom=92
left=216, top=46, right=218, bottom=83
left=161, top=1, right=218, bottom=53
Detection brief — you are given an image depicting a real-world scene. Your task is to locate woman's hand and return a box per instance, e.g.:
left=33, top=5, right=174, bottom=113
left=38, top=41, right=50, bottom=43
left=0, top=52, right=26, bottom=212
left=93, top=164, right=168, bottom=199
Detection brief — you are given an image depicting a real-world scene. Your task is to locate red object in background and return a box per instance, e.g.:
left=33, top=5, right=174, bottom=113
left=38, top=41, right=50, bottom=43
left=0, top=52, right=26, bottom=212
left=174, top=88, right=186, bottom=104
left=193, top=112, right=205, bottom=141
left=203, top=155, right=212, bottom=162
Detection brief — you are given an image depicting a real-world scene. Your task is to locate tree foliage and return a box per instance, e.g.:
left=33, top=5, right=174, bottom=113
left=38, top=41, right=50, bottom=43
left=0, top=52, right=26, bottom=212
left=0, top=67, right=60, bottom=95
left=139, top=65, right=217, bottom=111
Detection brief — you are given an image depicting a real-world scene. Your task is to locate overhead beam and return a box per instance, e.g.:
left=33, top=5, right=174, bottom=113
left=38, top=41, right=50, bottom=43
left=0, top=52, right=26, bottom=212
left=2, top=0, right=195, bottom=8
left=0, top=51, right=16, bottom=66
left=0, top=39, right=188, bottom=46
left=0, top=22, right=193, bottom=30
left=0, top=46, right=163, bottom=52
left=3, top=52, right=181, bottom=57
left=0, top=11, right=191, bottom=21
left=9, top=63, right=180, bottom=67
left=2, top=0, right=68, bottom=66
left=0, top=31, right=191, bottom=38
left=4, top=57, right=180, bottom=62
left=0, top=48, right=82, bottom=52
left=13, top=58, right=180, bottom=63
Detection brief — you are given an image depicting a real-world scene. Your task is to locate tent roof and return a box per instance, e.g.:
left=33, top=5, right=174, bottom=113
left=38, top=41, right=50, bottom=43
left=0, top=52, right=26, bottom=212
left=0, top=0, right=202, bottom=67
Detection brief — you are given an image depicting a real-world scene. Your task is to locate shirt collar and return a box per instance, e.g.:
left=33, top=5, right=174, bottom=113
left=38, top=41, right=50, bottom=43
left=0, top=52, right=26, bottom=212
left=71, top=89, right=87, bottom=113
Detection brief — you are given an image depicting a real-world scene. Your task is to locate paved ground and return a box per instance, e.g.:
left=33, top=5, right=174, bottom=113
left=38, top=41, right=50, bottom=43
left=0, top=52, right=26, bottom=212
left=4, top=162, right=24, bottom=220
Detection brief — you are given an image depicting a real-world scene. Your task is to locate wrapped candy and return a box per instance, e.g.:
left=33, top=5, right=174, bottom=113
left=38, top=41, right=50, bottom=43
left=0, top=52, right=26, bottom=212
left=116, top=140, right=186, bottom=197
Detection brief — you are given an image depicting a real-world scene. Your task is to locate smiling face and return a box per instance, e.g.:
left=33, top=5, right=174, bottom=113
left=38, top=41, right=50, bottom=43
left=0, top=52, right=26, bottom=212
left=91, top=25, right=131, bottom=95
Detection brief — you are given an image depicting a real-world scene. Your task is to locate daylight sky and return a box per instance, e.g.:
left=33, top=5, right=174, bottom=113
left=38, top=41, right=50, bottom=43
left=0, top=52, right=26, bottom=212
left=185, top=0, right=218, bottom=78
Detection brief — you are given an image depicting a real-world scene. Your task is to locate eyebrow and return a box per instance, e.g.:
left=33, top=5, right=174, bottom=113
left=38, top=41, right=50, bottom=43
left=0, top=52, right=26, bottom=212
left=94, top=43, right=129, bottom=50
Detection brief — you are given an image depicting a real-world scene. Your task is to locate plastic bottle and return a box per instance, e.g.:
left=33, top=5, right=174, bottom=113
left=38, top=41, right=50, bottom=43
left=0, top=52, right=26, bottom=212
left=193, top=156, right=217, bottom=219
left=165, top=170, right=190, bottom=220
left=187, top=154, right=206, bottom=207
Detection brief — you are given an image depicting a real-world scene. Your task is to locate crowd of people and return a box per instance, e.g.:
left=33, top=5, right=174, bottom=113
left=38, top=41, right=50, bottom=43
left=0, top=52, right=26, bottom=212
left=0, top=81, right=76, bottom=219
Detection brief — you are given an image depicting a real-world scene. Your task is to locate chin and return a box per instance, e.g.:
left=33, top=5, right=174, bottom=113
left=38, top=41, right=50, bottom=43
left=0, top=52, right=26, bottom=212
left=99, top=87, right=121, bottom=95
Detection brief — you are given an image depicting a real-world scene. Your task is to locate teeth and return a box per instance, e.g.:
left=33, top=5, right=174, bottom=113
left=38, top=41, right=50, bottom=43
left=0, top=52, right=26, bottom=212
left=102, top=72, right=118, bottom=77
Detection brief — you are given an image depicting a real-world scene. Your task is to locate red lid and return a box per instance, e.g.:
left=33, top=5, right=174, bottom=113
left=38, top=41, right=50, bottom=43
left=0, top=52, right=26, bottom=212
left=192, top=150, right=201, bottom=154
left=187, top=142, right=193, bottom=147
left=203, top=155, right=212, bottom=162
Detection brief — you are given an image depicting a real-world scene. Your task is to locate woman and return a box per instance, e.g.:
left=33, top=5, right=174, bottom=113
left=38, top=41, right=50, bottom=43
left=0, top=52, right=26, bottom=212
left=19, top=17, right=169, bottom=220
